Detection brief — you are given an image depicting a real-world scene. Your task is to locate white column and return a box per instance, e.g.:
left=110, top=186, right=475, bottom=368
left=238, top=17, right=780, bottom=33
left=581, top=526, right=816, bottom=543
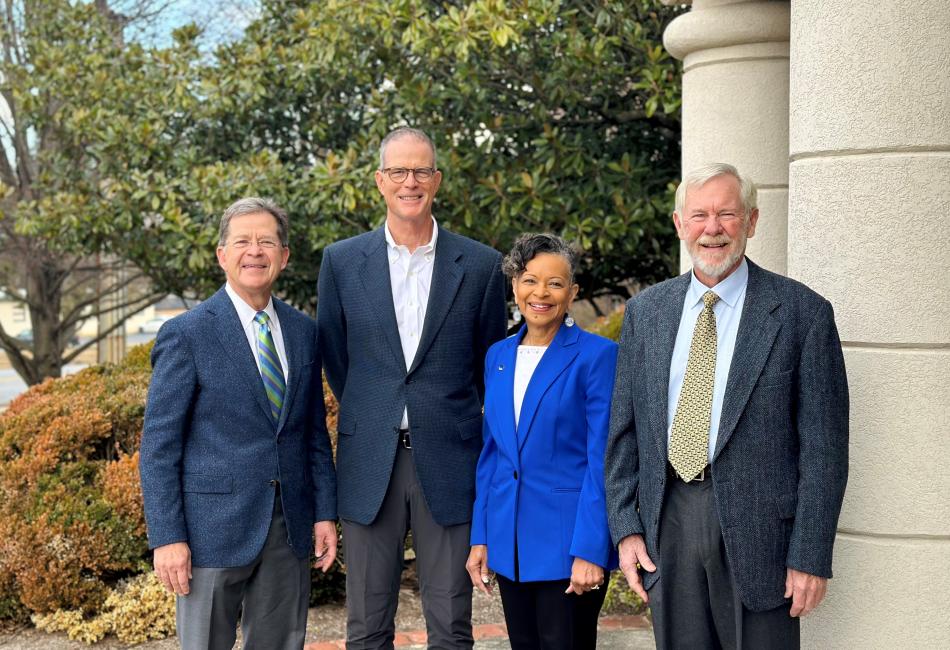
left=788, top=1, right=950, bottom=647
left=663, top=0, right=790, bottom=274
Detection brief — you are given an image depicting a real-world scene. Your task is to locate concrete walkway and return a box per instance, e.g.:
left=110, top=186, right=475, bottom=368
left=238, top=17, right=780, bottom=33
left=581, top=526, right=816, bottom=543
left=304, top=615, right=655, bottom=649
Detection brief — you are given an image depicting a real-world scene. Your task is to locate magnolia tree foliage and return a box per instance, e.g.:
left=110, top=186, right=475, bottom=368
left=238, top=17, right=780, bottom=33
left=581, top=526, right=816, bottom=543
left=0, top=0, right=208, bottom=383
left=195, top=0, right=685, bottom=311
left=9, top=0, right=684, bottom=387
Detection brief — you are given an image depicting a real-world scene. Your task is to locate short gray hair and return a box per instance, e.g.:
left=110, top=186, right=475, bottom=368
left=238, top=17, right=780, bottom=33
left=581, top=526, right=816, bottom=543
left=379, top=127, right=437, bottom=169
left=217, top=197, right=289, bottom=247
left=502, top=233, right=579, bottom=282
left=674, top=163, right=757, bottom=218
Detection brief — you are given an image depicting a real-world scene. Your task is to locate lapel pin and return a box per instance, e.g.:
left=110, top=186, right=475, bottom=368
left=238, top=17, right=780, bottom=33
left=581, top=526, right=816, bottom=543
left=498, top=365, right=504, bottom=371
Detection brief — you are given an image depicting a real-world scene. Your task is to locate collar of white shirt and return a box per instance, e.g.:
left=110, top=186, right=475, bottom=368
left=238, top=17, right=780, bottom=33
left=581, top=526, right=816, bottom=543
left=686, top=257, right=749, bottom=310
left=224, top=282, right=277, bottom=330
left=384, top=216, right=439, bottom=262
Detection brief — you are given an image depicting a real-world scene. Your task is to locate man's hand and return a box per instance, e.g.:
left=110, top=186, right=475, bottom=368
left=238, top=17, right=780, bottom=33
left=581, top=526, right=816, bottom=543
left=785, top=568, right=828, bottom=617
left=465, top=545, right=492, bottom=595
left=618, top=534, right=656, bottom=604
left=313, top=520, right=338, bottom=572
left=154, top=542, right=192, bottom=596
left=565, top=557, right=605, bottom=595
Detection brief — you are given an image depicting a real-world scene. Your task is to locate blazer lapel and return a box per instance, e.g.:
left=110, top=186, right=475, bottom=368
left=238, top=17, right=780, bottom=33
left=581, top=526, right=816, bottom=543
left=358, top=228, right=407, bottom=369
left=408, top=230, right=463, bottom=375
left=273, top=298, right=302, bottom=433
left=487, top=334, right=520, bottom=463
left=713, top=261, right=782, bottom=460
left=648, top=273, right=691, bottom=458
left=516, top=323, right=580, bottom=453
left=208, top=288, right=274, bottom=425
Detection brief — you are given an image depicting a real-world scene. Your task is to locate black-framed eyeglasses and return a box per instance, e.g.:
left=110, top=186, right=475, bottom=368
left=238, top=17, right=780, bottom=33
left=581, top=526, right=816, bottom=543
left=380, top=167, right=436, bottom=183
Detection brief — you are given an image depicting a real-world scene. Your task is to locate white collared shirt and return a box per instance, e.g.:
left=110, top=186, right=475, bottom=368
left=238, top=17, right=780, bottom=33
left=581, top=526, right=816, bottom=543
left=225, top=283, right=289, bottom=382
left=385, top=217, right=438, bottom=428
left=666, top=258, right=749, bottom=462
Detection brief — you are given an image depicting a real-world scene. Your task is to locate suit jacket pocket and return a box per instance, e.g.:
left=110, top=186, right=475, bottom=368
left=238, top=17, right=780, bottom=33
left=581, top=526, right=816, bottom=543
left=774, top=492, right=798, bottom=519
left=337, top=411, right=356, bottom=436
left=757, top=369, right=793, bottom=388
left=457, top=414, right=483, bottom=440
left=182, top=474, right=232, bottom=494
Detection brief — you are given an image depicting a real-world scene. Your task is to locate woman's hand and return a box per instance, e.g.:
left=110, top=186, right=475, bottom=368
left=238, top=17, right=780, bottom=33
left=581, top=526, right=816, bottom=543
left=566, top=557, right=604, bottom=595
left=466, top=544, right=493, bottom=594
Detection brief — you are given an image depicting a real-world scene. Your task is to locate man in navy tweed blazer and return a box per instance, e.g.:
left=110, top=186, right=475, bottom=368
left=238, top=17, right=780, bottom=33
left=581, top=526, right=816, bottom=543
left=140, top=198, right=337, bottom=649
left=605, top=164, right=849, bottom=649
left=317, top=128, right=507, bottom=648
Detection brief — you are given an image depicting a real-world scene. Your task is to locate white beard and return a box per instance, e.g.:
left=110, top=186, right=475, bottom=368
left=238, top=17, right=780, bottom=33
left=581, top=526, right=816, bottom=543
left=689, top=231, right=747, bottom=281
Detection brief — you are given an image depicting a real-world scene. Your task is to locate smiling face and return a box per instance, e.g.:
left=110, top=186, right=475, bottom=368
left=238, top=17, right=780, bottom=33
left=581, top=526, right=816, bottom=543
left=513, top=253, right=579, bottom=344
left=375, top=136, right=442, bottom=227
left=216, top=211, right=289, bottom=309
left=673, top=174, right=759, bottom=287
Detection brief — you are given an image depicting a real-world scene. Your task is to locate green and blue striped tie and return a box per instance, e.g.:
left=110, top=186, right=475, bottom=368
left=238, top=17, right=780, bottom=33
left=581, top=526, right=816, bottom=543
left=254, top=311, right=285, bottom=424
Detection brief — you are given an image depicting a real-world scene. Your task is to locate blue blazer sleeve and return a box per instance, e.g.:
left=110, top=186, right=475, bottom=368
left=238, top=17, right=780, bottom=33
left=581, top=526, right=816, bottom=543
left=139, top=320, right=197, bottom=549
left=569, top=341, right=619, bottom=568
left=470, top=346, right=500, bottom=546
left=316, top=246, right=348, bottom=400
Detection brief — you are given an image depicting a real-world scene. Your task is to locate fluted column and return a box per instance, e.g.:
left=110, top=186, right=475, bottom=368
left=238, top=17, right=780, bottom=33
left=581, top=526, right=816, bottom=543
left=663, top=0, right=790, bottom=274
left=788, top=1, right=950, bottom=647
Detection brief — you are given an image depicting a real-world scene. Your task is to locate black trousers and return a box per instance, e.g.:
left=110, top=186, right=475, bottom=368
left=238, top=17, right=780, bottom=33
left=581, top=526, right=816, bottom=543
left=649, top=474, right=800, bottom=650
left=497, top=572, right=609, bottom=650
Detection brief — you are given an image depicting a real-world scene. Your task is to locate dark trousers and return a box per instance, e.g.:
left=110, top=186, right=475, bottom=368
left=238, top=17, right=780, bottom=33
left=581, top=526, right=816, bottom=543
left=175, top=491, right=310, bottom=650
left=496, top=573, right=608, bottom=650
left=649, top=474, right=800, bottom=650
left=342, top=445, right=473, bottom=649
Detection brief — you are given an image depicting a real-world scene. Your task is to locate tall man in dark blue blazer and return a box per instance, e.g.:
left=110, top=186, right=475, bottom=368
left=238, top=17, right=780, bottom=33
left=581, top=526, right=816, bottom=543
left=317, top=128, right=507, bottom=648
left=605, top=164, right=849, bottom=649
left=140, top=198, right=338, bottom=650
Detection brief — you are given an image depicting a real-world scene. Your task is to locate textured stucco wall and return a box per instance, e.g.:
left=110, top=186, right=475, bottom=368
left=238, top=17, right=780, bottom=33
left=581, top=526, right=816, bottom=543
left=664, top=0, right=790, bottom=275
left=789, top=0, right=950, bottom=647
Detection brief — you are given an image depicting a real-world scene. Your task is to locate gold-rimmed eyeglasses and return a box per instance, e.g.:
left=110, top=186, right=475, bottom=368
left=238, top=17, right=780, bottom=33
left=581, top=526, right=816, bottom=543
left=380, top=167, right=436, bottom=183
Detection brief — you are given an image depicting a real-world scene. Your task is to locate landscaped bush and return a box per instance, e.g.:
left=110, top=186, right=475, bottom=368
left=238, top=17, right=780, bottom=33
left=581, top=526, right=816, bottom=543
left=0, top=342, right=346, bottom=642
left=589, top=304, right=626, bottom=342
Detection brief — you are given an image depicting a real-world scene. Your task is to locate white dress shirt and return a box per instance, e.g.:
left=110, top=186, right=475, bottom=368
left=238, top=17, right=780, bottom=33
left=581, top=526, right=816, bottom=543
left=513, top=345, right=547, bottom=428
left=666, top=258, right=749, bottom=462
left=386, top=217, right=438, bottom=429
left=225, top=283, right=289, bottom=383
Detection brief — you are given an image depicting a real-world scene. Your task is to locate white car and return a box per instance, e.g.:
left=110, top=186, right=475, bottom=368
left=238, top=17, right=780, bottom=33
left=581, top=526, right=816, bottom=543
left=138, top=316, right=170, bottom=334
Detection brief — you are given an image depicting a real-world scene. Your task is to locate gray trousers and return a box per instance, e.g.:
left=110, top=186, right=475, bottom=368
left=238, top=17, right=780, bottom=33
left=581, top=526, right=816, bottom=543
left=649, top=472, right=800, bottom=650
left=176, top=492, right=310, bottom=650
left=342, top=445, right=473, bottom=650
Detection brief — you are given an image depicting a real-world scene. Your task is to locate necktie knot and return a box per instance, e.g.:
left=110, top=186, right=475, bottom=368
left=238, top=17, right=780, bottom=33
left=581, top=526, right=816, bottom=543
left=702, top=291, right=720, bottom=310
left=254, top=311, right=270, bottom=327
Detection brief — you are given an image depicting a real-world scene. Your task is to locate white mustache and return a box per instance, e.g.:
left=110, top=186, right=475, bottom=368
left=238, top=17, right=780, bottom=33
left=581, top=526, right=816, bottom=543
left=698, top=235, right=732, bottom=246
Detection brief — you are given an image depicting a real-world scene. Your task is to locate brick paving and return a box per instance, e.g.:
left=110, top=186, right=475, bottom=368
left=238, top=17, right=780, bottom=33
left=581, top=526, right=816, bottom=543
left=304, top=615, right=650, bottom=649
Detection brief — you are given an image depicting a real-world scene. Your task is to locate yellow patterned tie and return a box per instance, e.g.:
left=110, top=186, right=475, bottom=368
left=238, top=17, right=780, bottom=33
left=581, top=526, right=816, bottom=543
left=669, top=290, right=720, bottom=481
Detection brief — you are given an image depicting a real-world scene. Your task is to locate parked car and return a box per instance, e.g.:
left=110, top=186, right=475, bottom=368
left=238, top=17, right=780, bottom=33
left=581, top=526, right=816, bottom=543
left=138, top=316, right=170, bottom=334
left=15, top=329, right=80, bottom=346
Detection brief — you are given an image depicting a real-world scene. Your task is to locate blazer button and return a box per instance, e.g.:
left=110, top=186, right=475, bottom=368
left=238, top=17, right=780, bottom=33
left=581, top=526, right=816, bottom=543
left=269, top=479, right=278, bottom=487
left=513, top=471, right=518, bottom=480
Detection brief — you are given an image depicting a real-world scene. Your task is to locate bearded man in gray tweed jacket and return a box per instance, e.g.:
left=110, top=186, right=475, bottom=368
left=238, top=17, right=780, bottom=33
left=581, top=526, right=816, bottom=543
left=605, top=163, right=849, bottom=649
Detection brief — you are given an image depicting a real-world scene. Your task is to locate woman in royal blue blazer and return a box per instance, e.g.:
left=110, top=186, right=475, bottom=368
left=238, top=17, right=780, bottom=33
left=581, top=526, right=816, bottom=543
left=466, top=233, right=619, bottom=649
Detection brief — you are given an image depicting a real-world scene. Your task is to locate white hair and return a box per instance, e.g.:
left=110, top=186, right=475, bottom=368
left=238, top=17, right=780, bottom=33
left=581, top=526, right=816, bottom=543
left=674, top=163, right=757, bottom=218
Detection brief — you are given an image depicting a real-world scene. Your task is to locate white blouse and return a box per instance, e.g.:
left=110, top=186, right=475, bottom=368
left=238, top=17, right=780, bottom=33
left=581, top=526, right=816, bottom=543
left=514, top=345, right=548, bottom=428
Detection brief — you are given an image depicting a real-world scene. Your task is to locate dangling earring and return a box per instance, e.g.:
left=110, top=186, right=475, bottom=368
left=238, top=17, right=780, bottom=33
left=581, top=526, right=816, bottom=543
left=565, top=315, right=575, bottom=327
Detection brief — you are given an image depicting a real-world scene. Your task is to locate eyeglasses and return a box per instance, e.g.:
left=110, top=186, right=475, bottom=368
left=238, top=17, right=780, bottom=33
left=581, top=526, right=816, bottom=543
left=227, top=238, right=283, bottom=249
left=380, top=167, right=436, bottom=183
